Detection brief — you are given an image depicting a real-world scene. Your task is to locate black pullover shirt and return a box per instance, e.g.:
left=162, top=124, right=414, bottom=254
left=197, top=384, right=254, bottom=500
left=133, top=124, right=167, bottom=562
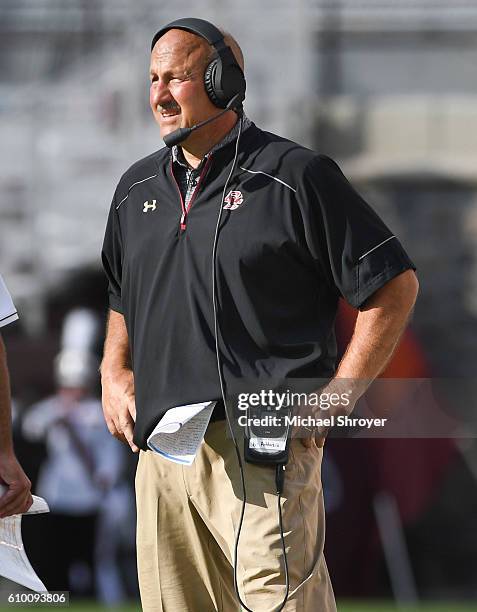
left=102, top=123, right=415, bottom=449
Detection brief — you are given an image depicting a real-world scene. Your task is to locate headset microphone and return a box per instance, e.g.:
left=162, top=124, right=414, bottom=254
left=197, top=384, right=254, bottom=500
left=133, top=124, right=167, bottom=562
left=163, top=93, right=243, bottom=148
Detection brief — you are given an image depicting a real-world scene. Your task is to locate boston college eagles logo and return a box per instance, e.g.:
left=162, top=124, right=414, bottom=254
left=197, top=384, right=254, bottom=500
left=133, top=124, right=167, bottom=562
left=223, top=190, right=244, bottom=210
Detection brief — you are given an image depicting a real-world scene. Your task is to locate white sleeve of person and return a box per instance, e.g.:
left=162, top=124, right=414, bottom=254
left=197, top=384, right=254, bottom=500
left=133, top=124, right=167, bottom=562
left=0, top=275, right=19, bottom=328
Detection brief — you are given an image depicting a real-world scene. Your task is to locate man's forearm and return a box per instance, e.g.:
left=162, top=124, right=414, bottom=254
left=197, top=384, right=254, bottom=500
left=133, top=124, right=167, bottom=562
left=0, top=337, right=14, bottom=456
left=332, top=270, right=419, bottom=401
left=100, top=309, right=132, bottom=378
left=100, top=309, right=138, bottom=451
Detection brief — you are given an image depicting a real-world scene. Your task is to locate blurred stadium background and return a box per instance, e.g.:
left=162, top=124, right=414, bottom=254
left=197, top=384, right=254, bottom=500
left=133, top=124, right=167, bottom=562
left=1, top=0, right=477, bottom=609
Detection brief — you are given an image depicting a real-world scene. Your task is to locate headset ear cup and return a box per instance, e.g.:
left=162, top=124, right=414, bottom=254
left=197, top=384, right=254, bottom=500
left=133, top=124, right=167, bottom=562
left=222, top=65, right=246, bottom=105
left=204, top=59, right=226, bottom=108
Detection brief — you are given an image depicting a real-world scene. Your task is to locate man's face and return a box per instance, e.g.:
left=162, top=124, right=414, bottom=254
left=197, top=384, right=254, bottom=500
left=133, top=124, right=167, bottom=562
left=149, top=29, right=218, bottom=139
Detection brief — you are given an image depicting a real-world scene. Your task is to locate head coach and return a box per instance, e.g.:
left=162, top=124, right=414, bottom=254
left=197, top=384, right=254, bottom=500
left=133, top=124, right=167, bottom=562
left=100, top=17, right=419, bottom=612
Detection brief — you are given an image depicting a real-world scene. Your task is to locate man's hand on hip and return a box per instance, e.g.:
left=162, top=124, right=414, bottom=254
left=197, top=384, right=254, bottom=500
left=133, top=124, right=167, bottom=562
left=300, top=381, right=356, bottom=449
left=300, top=270, right=419, bottom=449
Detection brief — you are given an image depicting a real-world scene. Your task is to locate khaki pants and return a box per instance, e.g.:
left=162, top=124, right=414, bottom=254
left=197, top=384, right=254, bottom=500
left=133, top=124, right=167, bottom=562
left=135, top=420, right=336, bottom=612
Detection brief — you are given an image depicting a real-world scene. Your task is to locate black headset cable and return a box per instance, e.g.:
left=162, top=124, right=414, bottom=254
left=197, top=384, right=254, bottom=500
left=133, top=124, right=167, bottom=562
left=211, top=113, right=291, bottom=612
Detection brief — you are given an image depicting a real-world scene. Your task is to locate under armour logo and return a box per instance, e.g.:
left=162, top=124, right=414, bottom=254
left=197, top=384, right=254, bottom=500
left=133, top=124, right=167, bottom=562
left=223, top=190, right=244, bottom=210
left=143, top=200, right=157, bottom=212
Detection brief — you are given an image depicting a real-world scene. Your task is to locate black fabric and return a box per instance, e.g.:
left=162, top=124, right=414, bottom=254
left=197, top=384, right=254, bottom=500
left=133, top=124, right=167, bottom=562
left=23, top=512, right=97, bottom=595
left=210, top=399, right=226, bottom=422
left=297, top=155, right=414, bottom=309
left=102, top=124, right=415, bottom=449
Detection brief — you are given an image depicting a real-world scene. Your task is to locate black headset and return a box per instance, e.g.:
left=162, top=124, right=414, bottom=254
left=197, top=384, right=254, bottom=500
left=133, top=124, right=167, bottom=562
left=150, top=17, right=246, bottom=110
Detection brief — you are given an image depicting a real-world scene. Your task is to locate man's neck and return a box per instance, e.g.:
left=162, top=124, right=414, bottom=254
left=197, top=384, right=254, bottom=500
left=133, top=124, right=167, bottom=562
left=180, top=111, right=238, bottom=169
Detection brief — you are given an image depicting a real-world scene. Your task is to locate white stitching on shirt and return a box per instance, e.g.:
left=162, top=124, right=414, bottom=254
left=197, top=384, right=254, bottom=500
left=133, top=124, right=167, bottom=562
left=358, top=236, right=396, bottom=261
left=239, top=167, right=297, bottom=193
left=115, top=174, right=158, bottom=210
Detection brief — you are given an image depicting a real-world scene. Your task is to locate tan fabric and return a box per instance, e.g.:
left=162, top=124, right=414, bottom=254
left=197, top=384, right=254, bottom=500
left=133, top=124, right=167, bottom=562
left=136, top=420, right=336, bottom=612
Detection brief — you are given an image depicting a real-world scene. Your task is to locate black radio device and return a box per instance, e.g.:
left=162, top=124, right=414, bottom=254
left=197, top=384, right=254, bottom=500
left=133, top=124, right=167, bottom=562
left=244, top=404, right=292, bottom=466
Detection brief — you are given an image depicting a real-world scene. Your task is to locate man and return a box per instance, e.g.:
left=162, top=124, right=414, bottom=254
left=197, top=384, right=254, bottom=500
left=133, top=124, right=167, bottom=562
left=0, top=274, right=32, bottom=518
left=101, top=18, right=419, bottom=611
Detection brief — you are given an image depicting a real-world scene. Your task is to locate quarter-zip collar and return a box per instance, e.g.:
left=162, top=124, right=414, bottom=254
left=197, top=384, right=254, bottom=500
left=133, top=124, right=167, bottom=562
left=170, top=114, right=252, bottom=232
left=170, top=154, right=213, bottom=232
left=171, top=113, right=252, bottom=169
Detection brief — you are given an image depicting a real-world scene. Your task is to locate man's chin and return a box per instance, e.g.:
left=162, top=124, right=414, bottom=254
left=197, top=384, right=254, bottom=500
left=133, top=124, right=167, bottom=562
left=159, top=119, right=182, bottom=140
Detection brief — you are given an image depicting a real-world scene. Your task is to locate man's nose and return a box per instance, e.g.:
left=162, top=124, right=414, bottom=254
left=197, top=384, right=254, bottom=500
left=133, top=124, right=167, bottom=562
left=150, top=79, right=170, bottom=104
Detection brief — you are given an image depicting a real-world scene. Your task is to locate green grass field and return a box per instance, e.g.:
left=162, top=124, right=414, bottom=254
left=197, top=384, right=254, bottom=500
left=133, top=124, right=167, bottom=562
left=1, top=602, right=477, bottom=612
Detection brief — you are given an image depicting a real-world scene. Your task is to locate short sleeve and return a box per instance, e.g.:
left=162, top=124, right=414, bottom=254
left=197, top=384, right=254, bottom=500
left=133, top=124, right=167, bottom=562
left=0, top=274, right=19, bottom=327
left=101, top=195, right=123, bottom=313
left=297, top=155, right=416, bottom=309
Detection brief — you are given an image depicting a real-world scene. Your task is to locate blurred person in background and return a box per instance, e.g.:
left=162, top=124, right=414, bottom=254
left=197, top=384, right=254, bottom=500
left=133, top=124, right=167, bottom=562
left=101, top=18, right=419, bottom=612
left=0, top=273, right=32, bottom=519
left=22, top=309, right=129, bottom=603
